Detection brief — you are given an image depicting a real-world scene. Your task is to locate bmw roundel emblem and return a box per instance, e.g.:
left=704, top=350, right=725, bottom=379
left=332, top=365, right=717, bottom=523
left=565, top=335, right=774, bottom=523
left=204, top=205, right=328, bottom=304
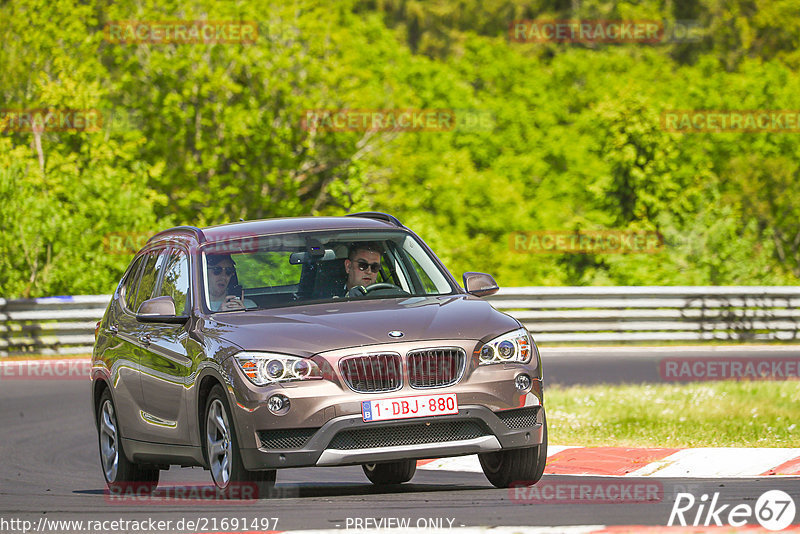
left=388, top=330, right=404, bottom=338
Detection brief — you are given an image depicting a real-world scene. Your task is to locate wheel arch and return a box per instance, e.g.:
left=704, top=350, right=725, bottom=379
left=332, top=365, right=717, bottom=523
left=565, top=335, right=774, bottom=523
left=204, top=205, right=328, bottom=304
left=196, top=371, right=226, bottom=465
left=92, top=378, right=112, bottom=430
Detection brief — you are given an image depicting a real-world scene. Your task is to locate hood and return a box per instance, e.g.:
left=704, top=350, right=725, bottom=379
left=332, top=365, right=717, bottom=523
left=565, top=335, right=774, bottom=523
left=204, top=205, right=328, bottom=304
left=202, top=295, right=519, bottom=357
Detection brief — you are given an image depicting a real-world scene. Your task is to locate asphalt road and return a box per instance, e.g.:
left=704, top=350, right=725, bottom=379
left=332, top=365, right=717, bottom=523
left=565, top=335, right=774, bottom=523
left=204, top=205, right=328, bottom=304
left=1, top=349, right=799, bottom=532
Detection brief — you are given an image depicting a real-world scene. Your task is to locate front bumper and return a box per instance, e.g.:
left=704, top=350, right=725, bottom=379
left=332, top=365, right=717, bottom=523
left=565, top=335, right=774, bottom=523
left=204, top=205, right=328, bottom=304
left=239, top=405, right=544, bottom=470
left=225, top=338, right=544, bottom=471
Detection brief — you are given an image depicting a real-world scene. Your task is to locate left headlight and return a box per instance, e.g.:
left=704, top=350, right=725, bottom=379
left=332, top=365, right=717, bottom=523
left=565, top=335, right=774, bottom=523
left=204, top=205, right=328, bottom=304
left=478, top=328, right=536, bottom=366
left=234, top=352, right=322, bottom=385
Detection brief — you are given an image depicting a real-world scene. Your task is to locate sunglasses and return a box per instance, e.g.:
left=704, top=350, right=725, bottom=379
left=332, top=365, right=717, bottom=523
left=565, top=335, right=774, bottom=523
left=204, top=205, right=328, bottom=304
left=209, top=266, right=235, bottom=276
left=356, top=260, right=381, bottom=273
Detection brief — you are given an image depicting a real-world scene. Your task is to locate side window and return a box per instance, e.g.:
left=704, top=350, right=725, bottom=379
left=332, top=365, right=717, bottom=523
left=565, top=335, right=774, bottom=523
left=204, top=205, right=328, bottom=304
left=407, top=254, right=438, bottom=293
left=122, top=256, right=144, bottom=312
left=398, top=235, right=453, bottom=295
left=132, top=250, right=166, bottom=313
left=155, top=249, right=190, bottom=315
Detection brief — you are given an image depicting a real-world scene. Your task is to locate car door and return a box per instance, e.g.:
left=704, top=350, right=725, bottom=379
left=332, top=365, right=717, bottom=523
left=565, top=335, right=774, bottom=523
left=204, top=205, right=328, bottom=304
left=111, top=248, right=167, bottom=442
left=137, top=246, right=195, bottom=444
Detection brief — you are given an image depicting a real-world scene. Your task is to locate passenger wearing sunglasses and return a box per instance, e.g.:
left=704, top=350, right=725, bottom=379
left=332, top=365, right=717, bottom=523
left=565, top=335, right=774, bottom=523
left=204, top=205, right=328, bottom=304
left=343, top=242, right=383, bottom=294
left=206, top=254, right=247, bottom=311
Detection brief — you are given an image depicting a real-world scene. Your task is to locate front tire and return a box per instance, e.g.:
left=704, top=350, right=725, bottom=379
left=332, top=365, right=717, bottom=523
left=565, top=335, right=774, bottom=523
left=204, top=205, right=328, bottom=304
left=97, top=389, right=160, bottom=492
left=204, top=385, right=276, bottom=498
left=479, top=411, right=547, bottom=488
left=362, top=459, right=417, bottom=485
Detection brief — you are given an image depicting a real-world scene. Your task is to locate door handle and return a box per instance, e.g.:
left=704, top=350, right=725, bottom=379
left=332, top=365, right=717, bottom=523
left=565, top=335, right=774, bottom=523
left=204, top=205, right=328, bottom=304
left=138, top=334, right=151, bottom=346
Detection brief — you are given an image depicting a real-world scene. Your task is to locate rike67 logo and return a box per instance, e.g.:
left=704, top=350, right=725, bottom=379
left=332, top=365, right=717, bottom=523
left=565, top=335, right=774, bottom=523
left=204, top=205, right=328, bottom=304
left=669, top=490, right=796, bottom=531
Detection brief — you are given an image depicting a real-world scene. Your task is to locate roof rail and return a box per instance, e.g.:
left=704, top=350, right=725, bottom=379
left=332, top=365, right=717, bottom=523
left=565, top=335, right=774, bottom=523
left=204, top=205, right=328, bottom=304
left=346, top=212, right=403, bottom=227
left=148, top=225, right=206, bottom=244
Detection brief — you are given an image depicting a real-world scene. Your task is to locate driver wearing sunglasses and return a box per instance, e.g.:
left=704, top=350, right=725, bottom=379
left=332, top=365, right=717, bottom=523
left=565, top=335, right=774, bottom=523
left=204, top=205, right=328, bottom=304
left=344, top=242, right=383, bottom=294
left=206, top=254, right=246, bottom=311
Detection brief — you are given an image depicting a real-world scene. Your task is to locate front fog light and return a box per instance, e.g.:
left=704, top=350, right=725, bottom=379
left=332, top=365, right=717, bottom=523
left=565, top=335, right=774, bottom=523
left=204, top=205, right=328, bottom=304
left=515, top=374, right=532, bottom=392
left=267, top=394, right=290, bottom=415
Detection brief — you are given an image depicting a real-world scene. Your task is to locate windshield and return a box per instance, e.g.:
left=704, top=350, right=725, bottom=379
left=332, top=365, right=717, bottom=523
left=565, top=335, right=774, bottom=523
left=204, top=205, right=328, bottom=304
left=201, top=230, right=456, bottom=312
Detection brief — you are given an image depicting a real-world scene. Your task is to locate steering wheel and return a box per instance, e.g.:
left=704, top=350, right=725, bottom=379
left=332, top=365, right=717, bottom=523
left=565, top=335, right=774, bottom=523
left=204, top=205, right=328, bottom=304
left=347, top=283, right=404, bottom=298
left=364, top=283, right=403, bottom=293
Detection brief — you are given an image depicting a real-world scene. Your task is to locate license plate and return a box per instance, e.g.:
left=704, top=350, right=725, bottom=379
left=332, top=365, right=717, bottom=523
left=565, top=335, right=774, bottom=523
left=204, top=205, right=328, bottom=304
left=361, top=393, right=458, bottom=422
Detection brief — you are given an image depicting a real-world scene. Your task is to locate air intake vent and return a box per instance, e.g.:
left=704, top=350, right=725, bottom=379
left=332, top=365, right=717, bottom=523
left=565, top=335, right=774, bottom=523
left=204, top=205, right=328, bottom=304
left=328, top=420, right=488, bottom=450
left=340, top=353, right=403, bottom=393
left=257, top=428, right=319, bottom=449
left=407, top=348, right=466, bottom=388
left=495, top=407, right=539, bottom=429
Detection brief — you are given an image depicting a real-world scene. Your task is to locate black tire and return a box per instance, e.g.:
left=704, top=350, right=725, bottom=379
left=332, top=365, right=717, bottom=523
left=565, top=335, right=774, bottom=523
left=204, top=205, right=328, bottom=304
left=203, top=385, right=276, bottom=499
left=362, top=459, right=417, bottom=485
left=479, top=411, right=548, bottom=488
left=97, top=389, right=160, bottom=492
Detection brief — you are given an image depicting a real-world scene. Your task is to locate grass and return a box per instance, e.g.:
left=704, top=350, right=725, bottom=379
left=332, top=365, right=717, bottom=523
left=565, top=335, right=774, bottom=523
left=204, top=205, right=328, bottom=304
left=546, top=380, right=800, bottom=447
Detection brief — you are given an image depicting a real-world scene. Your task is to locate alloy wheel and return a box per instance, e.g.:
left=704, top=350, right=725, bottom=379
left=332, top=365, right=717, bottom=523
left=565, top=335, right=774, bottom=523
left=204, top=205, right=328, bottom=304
left=206, top=398, right=233, bottom=488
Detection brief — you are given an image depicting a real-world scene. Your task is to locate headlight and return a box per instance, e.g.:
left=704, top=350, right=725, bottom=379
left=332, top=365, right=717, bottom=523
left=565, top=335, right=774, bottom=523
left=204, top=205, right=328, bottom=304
left=235, top=352, right=322, bottom=385
left=478, top=328, right=535, bottom=365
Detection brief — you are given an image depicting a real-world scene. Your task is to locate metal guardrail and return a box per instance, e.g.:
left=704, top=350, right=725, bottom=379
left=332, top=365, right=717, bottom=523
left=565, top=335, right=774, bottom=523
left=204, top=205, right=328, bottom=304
left=488, top=286, right=800, bottom=343
left=2, top=287, right=799, bottom=356
left=0, top=295, right=109, bottom=356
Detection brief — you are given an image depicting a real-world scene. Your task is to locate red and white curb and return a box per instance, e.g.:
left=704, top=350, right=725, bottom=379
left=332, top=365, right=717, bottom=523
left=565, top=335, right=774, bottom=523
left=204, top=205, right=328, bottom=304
left=418, top=447, right=800, bottom=478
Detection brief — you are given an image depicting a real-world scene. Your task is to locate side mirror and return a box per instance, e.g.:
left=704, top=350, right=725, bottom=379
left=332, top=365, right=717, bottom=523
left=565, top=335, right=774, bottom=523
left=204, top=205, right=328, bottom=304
left=136, top=296, right=188, bottom=324
left=463, top=272, right=499, bottom=297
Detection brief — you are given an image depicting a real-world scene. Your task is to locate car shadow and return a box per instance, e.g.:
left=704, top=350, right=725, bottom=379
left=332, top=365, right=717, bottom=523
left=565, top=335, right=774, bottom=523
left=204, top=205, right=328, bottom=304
left=74, top=480, right=492, bottom=501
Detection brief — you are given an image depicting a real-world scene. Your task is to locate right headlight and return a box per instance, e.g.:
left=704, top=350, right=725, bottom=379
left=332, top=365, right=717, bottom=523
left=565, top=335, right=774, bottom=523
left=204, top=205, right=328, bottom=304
left=478, top=328, right=537, bottom=366
left=234, top=352, right=322, bottom=385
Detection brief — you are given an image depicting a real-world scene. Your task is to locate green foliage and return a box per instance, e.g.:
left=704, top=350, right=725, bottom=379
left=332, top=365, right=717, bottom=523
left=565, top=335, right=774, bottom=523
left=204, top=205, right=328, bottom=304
left=1, top=0, right=798, bottom=297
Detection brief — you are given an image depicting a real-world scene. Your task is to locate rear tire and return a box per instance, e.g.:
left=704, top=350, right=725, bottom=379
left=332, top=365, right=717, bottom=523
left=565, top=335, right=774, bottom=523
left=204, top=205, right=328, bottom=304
left=479, top=411, right=547, bottom=488
left=97, top=389, right=160, bottom=492
left=204, top=385, right=276, bottom=498
left=362, top=459, right=417, bottom=485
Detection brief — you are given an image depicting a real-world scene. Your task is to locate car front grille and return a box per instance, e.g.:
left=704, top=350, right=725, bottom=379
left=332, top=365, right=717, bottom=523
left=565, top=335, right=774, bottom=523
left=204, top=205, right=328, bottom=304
left=340, top=353, right=403, bottom=393
left=407, top=348, right=466, bottom=388
left=495, top=407, right=539, bottom=429
left=257, top=428, right=319, bottom=449
left=327, top=420, right=488, bottom=450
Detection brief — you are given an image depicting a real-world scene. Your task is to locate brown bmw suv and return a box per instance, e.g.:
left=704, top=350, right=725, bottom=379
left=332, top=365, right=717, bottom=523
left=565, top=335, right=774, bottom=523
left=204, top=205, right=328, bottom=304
left=91, top=212, right=546, bottom=495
